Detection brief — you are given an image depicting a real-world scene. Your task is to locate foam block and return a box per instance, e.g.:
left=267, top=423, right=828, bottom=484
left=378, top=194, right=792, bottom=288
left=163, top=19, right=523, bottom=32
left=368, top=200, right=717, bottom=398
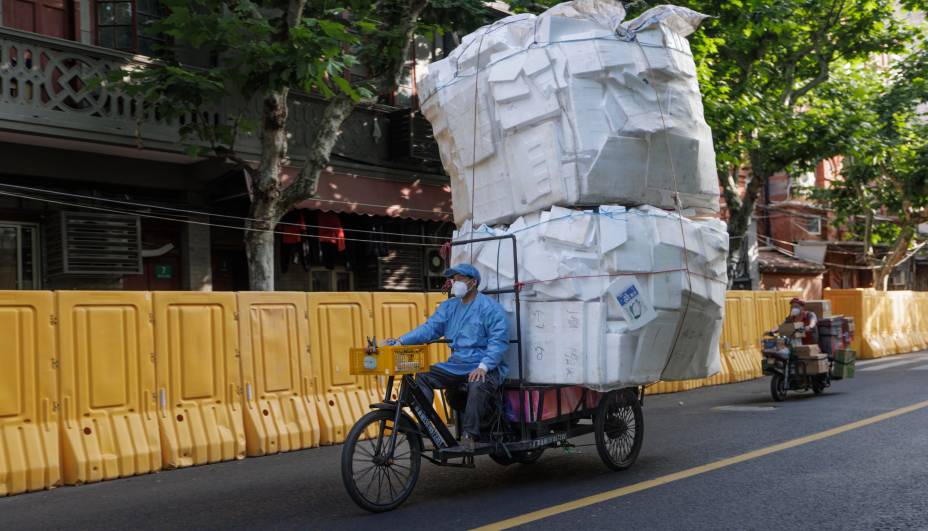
left=420, top=2, right=718, bottom=226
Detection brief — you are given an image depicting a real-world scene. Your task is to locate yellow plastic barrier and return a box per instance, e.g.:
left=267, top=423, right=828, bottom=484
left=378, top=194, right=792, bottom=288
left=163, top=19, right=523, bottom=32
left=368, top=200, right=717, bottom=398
left=721, top=294, right=752, bottom=382
left=57, top=292, right=161, bottom=485
left=0, top=291, right=59, bottom=496
left=372, top=292, right=428, bottom=403
left=424, top=293, right=454, bottom=420
left=753, top=291, right=780, bottom=341
left=865, top=290, right=889, bottom=357
left=890, top=292, right=911, bottom=354
left=826, top=288, right=927, bottom=359
left=238, top=292, right=320, bottom=457
left=823, top=289, right=864, bottom=353
left=738, top=291, right=763, bottom=379
left=917, top=294, right=928, bottom=350
left=774, top=291, right=796, bottom=320
left=154, top=292, right=245, bottom=468
left=426, top=293, right=451, bottom=366
left=878, top=293, right=897, bottom=355
left=307, top=292, right=375, bottom=445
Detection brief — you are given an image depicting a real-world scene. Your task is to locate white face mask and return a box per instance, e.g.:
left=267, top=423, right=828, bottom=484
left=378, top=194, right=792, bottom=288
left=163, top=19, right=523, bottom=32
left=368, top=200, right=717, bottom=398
left=790, top=307, right=801, bottom=317
left=450, top=280, right=470, bottom=298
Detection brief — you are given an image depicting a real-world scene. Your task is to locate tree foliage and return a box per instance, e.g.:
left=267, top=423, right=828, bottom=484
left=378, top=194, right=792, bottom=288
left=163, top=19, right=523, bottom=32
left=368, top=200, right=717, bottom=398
left=679, top=0, right=927, bottom=284
left=812, top=44, right=928, bottom=288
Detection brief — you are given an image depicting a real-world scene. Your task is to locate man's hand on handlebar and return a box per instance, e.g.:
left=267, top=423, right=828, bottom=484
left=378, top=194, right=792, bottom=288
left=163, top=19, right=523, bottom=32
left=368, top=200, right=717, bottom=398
left=468, top=367, right=486, bottom=382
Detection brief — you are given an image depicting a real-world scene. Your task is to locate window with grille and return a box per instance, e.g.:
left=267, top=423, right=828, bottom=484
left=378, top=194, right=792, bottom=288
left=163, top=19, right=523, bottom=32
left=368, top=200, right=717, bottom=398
left=96, top=0, right=164, bottom=55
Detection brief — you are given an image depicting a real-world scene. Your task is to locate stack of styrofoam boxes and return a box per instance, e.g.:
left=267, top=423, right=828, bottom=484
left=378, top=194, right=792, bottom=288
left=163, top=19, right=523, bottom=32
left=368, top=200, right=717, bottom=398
left=424, top=1, right=728, bottom=390
left=450, top=205, right=727, bottom=388
left=418, top=2, right=719, bottom=228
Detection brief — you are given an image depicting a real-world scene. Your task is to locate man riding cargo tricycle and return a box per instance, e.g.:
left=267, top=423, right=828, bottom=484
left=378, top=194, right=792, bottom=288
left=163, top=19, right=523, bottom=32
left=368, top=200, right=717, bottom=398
left=340, top=235, right=644, bottom=512
left=761, top=298, right=856, bottom=402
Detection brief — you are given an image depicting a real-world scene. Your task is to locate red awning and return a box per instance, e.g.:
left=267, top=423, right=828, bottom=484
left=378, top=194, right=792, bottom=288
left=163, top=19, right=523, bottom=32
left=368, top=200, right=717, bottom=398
left=283, top=168, right=452, bottom=221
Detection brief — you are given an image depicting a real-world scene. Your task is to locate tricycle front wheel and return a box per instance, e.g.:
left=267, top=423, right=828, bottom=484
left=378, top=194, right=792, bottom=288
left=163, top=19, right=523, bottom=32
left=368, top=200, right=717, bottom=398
left=594, top=390, right=643, bottom=471
left=341, top=409, right=422, bottom=513
left=770, top=373, right=788, bottom=402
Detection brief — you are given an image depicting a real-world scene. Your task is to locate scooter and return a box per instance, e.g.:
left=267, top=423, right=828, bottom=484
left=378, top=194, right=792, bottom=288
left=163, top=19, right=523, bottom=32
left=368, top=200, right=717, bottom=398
left=761, top=326, right=832, bottom=402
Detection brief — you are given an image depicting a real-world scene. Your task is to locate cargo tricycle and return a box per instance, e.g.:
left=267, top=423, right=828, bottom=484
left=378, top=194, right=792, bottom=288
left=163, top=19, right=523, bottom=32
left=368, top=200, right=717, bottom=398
left=340, top=234, right=644, bottom=512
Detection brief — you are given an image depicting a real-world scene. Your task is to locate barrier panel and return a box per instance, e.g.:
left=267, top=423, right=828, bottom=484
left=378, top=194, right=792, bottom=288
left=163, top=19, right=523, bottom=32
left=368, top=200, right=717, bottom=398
left=238, top=292, right=320, bottom=457
left=372, top=293, right=428, bottom=402
left=426, top=293, right=451, bottom=366
left=154, top=292, right=245, bottom=468
left=57, top=292, right=160, bottom=485
left=721, top=294, right=753, bottom=382
left=917, top=293, right=928, bottom=350
left=0, top=291, right=59, bottom=496
left=825, top=289, right=928, bottom=359
left=824, top=289, right=864, bottom=353
left=737, top=291, right=763, bottom=380
left=863, top=290, right=889, bottom=358
left=774, top=291, right=796, bottom=320
left=890, top=292, right=911, bottom=354
left=307, top=292, right=375, bottom=445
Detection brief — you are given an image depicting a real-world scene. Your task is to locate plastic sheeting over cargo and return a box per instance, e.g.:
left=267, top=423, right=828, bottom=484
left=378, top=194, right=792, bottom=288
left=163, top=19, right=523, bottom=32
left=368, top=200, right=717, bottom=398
left=450, top=205, right=727, bottom=389
left=419, top=2, right=718, bottom=227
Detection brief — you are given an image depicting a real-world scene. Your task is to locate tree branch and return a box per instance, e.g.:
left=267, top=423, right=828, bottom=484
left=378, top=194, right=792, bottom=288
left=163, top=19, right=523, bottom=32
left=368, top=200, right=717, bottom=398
left=282, top=0, right=431, bottom=210
left=788, top=54, right=832, bottom=106
left=281, top=93, right=355, bottom=210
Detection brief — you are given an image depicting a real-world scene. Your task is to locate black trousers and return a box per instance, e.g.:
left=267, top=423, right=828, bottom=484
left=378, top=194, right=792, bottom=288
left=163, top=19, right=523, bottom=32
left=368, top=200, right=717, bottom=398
left=416, top=367, right=501, bottom=438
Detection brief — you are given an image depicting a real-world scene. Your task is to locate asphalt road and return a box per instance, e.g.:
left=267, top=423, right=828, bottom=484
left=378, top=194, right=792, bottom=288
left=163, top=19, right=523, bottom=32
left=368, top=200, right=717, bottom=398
left=5, top=351, right=928, bottom=531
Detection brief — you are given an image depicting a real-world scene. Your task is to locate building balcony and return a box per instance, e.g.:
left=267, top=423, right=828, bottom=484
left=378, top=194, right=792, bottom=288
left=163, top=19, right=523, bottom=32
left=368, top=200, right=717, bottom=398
left=0, top=26, right=444, bottom=178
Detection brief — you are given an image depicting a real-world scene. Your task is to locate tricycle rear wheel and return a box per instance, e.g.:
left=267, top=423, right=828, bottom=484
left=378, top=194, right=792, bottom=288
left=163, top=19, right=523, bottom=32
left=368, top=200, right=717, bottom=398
left=341, top=409, right=422, bottom=513
left=812, top=375, right=827, bottom=395
left=594, top=390, right=643, bottom=471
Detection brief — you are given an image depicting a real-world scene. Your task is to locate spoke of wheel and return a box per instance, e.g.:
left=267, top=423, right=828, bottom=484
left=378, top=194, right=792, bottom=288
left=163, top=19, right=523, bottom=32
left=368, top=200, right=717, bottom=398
left=352, top=463, right=378, bottom=481
left=362, top=465, right=379, bottom=501
left=391, top=462, right=412, bottom=474
left=365, top=435, right=380, bottom=459
left=383, top=464, right=398, bottom=501
left=375, top=466, right=386, bottom=504
left=385, top=464, right=409, bottom=491
left=356, top=443, right=375, bottom=459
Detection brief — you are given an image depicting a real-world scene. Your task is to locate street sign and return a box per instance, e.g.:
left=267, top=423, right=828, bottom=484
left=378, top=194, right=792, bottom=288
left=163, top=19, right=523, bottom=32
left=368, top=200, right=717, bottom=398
left=155, top=265, right=173, bottom=279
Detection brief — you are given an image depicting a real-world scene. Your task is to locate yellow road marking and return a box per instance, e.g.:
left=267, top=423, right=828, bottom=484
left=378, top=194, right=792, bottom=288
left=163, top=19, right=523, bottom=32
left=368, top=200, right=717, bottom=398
left=473, top=399, right=928, bottom=531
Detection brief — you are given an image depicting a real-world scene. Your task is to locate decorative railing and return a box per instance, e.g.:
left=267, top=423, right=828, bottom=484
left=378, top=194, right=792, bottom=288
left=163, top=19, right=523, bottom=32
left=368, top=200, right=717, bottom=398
left=0, top=27, right=202, bottom=151
left=0, top=27, right=442, bottom=169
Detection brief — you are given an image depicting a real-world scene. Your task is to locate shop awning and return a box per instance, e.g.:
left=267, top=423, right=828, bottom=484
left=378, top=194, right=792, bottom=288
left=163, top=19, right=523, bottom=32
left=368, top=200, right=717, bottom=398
left=285, top=168, right=452, bottom=222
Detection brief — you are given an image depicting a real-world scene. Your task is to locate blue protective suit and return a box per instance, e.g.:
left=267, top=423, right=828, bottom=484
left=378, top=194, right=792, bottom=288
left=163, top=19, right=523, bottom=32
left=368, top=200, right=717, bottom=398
left=399, top=293, right=510, bottom=379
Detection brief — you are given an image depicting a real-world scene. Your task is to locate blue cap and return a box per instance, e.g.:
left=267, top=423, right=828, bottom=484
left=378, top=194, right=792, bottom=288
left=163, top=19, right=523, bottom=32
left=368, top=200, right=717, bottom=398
left=443, top=263, right=481, bottom=286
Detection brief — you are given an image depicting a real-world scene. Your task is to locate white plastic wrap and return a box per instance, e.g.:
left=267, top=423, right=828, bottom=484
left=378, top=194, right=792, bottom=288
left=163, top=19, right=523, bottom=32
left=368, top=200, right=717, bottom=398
left=420, top=1, right=718, bottom=227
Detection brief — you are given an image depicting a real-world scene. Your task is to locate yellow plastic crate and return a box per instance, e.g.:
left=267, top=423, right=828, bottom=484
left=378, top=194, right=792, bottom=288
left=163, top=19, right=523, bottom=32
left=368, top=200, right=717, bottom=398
left=348, top=345, right=428, bottom=376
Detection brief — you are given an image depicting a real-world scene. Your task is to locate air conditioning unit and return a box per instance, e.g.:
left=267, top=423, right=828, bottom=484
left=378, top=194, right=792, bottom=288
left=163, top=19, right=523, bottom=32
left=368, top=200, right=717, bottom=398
left=794, top=171, right=816, bottom=188
left=425, top=247, right=447, bottom=291
left=46, top=212, right=142, bottom=275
